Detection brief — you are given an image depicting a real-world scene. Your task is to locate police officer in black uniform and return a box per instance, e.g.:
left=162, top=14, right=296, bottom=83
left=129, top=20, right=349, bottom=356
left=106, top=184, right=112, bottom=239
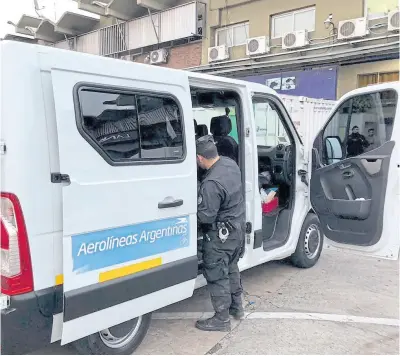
left=195, top=135, right=245, bottom=332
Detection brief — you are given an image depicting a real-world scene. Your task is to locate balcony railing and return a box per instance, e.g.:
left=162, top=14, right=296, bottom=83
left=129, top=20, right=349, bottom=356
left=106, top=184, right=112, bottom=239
left=100, top=23, right=128, bottom=56
left=54, top=1, right=205, bottom=56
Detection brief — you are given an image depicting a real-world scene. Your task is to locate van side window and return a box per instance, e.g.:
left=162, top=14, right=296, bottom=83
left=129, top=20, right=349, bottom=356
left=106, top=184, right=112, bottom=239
left=322, top=90, right=397, bottom=165
left=253, top=98, right=290, bottom=146
left=77, top=88, right=184, bottom=163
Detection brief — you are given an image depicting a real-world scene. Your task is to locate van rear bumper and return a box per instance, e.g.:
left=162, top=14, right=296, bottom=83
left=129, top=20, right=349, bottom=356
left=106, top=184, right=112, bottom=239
left=1, top=287, right=63, bottom=355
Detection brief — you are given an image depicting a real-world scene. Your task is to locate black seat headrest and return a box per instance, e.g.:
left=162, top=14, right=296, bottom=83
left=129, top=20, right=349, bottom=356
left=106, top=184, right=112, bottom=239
left=197, top=124, right=209, bottom=137
left=210, top=115, right=232, bottom=136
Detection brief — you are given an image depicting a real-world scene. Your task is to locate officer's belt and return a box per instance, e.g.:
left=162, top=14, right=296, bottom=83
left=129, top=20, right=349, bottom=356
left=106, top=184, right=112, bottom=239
left=202, top=221, right=235, bottom=232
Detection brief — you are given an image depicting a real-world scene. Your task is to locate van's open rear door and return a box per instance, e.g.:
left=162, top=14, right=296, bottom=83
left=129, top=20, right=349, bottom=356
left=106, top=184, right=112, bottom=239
left=50, top=58, right=198, bottom=344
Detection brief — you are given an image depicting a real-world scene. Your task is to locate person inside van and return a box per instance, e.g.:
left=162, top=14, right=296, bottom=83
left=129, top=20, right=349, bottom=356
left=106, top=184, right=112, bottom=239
left=347, top=125, right=369, bottom=157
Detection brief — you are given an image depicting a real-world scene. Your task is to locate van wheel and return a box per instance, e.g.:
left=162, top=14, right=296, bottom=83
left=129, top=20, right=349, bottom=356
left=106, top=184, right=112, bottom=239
left=291, top=213, right=323, bottom=269
left=72, top=314, right=151, bottom=355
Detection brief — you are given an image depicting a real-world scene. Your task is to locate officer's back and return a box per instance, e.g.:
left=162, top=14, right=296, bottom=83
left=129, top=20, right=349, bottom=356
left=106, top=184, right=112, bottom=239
left=201, top=156, right=244, bottom=224
left=195, top=135, right=245, bottom=332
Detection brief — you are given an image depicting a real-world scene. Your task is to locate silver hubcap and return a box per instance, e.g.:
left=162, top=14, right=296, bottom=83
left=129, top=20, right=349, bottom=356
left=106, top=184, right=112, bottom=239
left=99, top=316, right=142, bottom=349
left=304, top=224, right=321, bottom=260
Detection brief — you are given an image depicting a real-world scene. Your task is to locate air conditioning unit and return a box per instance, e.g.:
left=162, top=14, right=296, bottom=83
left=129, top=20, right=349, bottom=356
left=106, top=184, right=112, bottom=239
left=338, top=18, right=369, bottom=40
left=246, top=36, right=270, bottom=56
left=150, top=48, right=168, bottom=65
left=282, top=30, right=309, bottom=50
left=208, top=45, right=229, bottom=62
left=388, top=10, right=400, bottom=32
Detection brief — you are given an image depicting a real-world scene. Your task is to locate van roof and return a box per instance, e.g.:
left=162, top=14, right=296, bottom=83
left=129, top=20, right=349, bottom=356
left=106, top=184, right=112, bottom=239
left=0, top=40, right=277, bottom=96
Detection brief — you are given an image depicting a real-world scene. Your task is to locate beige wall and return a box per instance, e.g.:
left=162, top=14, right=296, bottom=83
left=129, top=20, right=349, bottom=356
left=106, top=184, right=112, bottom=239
left=337, top=60, right=400, bottom=98
left=203, top=0, right=364, bottom=64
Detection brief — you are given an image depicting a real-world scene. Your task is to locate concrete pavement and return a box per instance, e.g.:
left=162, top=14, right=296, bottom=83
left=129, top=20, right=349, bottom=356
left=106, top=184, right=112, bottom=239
left=34, top=249, right=399, bottom=355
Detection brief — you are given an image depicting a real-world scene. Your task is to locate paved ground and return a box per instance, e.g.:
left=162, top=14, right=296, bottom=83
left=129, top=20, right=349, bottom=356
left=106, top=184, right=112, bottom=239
left=36, top=249, right=399, bottom=355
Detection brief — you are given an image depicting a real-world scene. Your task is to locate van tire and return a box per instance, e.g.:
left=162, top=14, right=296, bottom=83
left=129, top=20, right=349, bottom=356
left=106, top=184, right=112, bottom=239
left=72, top=313, right=152, bottom=355
left=291, top=213, right=323, bottom=269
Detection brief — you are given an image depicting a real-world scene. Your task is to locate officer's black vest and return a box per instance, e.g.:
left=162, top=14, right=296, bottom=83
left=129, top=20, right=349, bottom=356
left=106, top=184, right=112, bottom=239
left=202, top=156, right=245, bottom=224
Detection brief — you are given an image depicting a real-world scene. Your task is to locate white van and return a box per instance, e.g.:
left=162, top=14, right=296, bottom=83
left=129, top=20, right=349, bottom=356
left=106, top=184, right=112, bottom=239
left=1, top=41, right=399, bottom=355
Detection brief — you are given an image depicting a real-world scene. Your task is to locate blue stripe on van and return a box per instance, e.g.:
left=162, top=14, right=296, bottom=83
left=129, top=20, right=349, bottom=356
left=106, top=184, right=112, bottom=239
left=71, top=216, right=190, bottom=273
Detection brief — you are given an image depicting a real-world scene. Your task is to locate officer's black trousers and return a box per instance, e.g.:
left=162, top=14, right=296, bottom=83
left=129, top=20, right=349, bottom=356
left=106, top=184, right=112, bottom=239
left=202, top=229, right=243, bottom=315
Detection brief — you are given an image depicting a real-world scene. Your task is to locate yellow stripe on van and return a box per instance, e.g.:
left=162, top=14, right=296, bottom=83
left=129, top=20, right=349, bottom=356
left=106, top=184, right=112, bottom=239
left=99, top=257, right=162, bottom=283
left=55, top=274, right=64, bottom=286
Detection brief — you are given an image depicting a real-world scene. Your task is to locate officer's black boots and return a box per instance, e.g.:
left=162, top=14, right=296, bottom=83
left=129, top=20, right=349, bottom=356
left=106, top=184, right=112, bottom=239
left=229, top=306, right=245, bottom=320
left=195, top=311, right=231, bottom=332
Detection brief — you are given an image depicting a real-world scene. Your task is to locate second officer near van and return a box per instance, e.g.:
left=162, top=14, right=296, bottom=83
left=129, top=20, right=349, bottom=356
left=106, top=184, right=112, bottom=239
left=196, top=135, right=246, bottom=331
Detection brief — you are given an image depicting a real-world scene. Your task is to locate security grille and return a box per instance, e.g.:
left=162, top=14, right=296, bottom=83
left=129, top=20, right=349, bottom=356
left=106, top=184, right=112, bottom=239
left=248, top=39, right=260, bottom=53
left=340, top=21, right=356, bottom=37
left=283, top=33, right=297, bottom=47
left=209, top=47, right=219, bottom=60
left=390, top=12, right=399, bottom=28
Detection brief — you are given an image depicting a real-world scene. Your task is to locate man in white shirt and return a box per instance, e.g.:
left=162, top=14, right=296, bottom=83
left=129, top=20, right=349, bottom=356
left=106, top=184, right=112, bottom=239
left=366, top=128, right=379, bottom=151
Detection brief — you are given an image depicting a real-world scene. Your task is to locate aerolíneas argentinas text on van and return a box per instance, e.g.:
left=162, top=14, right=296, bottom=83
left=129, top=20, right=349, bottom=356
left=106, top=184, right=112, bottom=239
left=77, top=223, right=189, bottom=256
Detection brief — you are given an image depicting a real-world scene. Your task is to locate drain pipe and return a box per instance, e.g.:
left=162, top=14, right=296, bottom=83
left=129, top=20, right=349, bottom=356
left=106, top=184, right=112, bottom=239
left=148, top=8, right=160, bottom=45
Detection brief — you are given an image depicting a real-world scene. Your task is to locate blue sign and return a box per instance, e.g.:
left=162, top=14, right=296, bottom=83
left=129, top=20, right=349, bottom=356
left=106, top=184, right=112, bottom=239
left=71, top=216, right=190, bottom=273
left=241, top=67, right=338, bottom=100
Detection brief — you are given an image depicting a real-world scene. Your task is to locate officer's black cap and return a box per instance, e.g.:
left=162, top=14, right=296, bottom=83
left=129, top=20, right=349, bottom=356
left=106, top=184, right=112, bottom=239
left=196, top=135, right=218, bottom=159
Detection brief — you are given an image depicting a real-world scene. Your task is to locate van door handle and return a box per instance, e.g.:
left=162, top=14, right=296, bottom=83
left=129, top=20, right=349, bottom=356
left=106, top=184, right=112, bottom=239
left=339, top=163, right=351, bottom=170
left=342, top=170, right=354, bottom=179
left=158, top=198, right=184, bottom=209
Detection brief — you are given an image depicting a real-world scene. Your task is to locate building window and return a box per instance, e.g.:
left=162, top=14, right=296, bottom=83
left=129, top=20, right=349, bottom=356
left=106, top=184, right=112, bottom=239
left=216, top=22, right=249, bottom=47
left=271, top=7, right=316, bottom=39
left=77, top=87, right=184, bottom=164
left=358, top=72, right=400, bottom=88
left=365, top=0, right=398, bottom=19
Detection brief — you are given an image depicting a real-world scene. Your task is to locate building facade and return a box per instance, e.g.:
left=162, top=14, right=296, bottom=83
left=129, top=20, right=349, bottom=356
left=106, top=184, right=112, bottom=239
left=3, top=0, right=398, bottom=98
left=3, top=0, right=206, bottom=70
left=195, top=0, right=399, bottom=99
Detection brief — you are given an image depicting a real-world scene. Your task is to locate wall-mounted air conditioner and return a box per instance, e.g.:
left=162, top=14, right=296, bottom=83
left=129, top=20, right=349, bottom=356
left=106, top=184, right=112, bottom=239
left=246, top=36, right=270, bottom=56
left=208, top=45, right=229, bottom=63
left=150, top=48, right=168, bottom=65
left=388, top=10, right=399, bottom=32
left=337, top=18, right=369, bottom=40
left=282, top=30, right=309, bottom=50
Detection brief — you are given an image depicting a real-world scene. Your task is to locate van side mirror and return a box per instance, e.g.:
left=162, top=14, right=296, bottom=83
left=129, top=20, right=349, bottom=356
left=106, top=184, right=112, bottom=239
left=324, top=136, right=344, bottom=164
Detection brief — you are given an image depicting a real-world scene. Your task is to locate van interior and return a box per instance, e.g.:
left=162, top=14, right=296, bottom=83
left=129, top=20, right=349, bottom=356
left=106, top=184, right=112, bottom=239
left=252, top=96, right=296, bottom=251
left=191, top=88, right=296, bottom=262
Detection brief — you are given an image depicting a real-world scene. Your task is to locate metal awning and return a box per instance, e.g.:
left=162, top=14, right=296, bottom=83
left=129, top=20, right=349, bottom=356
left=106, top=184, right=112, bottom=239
left=106, top=0, right=147, bottom=20
left=14, top=15, right=42, bottom=36
left=74, top=0, right=111, bottom=16
left=55, top=12, right=99, bottom=36
left=2, top=33, right=38, bottom=43
left=74, top=0, right=146, bottom=20
left=35, top=20, right=65, bottom=42
left=137, top=0, right=179, bottom=11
